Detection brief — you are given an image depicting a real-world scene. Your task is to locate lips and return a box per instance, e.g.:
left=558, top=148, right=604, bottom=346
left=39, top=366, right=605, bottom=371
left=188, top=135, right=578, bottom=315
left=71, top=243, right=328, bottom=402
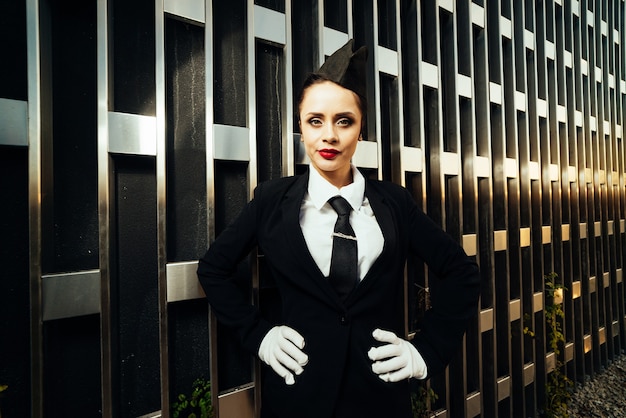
left=319, top=149, right=340, bottom=159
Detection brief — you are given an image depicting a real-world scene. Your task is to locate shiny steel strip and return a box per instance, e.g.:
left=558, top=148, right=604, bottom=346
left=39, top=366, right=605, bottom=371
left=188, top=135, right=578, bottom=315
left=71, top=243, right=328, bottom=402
left=392, top=0, right=404, bottom=184
left=205, top=0, right=219, bottom=415
left=248, top=3, right=262, bottom=415
left=155, top=0, right=170, bottom=413
left=316, top=1, right=323, bottom=68
left=26, top=0, right=43, bottom=415
left=283, top=1, right=293, bottom=177
left=247, top=0, right=257, bottom=195
left=96, top=0, right=113, bottom=415
left=347, top=0, right=353, bottom=38
left=371, top=1, right=382, bottom=179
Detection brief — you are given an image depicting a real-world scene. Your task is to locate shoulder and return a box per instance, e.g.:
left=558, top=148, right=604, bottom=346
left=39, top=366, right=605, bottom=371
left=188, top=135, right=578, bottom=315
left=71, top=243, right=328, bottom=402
left=255, top=174, right=304, bottom=197
left=364, top=177, right=413, bottom=202
left=252, top=174, right=308, bottom=210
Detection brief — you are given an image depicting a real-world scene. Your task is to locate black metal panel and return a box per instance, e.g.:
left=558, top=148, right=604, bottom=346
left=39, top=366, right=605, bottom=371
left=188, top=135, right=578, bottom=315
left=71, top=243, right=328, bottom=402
left=113, top=156, right=160, bottom=417
left=380, top=74, right=398, bottom=182
left=352, top=0, right=376, bottom=140
left=168, top=299, right=210, bottom=408
left=256, top=42, right=283, bottom=183
left=292, top=0, right=316, bottom=128
left=111, top=0, right=155, bottom=115
left=460, top=97, right=476, bottom=233
left=420, top=1, right=437, bottom=65
left=0, top=0, right=27, bottom=100
left=486, top=2, right=502, bottom=85
left=165, top=18, right=207, bottom=262
left=323, top=0, right=347, bottom=33
left=377, top=0, right=397, bottom=50
left=214, top=160, right=253, bottom=390
left=406, top=171, right=426, bottom=334
left=253, top=0, right=284, bottom=13
left=440, top=9, right=456, bottom=154
left=43, top=0, right=99, bottom=274
left=455, top=0, right=471, bottom=78
left=213, top=0, right=247, bottom=127
left=0, top=147, right=30, bottom=418
left=42, top=315, right=102, bottom=417
left=401, top=0, right=421, bottom=148
left=423, top=86, right=441, bottom=225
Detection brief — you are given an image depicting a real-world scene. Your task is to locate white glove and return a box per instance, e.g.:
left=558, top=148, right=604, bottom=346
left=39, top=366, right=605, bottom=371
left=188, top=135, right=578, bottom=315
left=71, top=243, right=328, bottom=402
left=368, top=328, right=427, bottom=382
left=258, top=325, right=309, bottom=385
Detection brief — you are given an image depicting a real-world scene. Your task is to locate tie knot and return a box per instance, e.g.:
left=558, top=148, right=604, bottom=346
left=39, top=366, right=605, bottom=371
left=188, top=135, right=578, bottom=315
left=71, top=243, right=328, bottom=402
left=328, top=196, right=352, bottom=216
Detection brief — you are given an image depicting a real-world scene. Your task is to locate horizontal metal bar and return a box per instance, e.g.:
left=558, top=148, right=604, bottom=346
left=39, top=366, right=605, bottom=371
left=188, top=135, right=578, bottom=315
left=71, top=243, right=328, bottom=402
left=466, top=391, right=481, bottom=418
left=523, top=362, right=534, bottom=386
left=584, top=334, right=592, bottom=353
left=254, top=5, right=285, bottom=45
left=480, top=308, right=493, bottom=332
left=218, top=383, right=255, bottom=417
left=493, top=230, right=507, bottom=251
left=533, top=292, right=543, bottom=313
left=213, top=124, right=250, bottom=162
left=352, top=140, right=379, bottom=169
left=164, top=0, right=204, bottom=23
left=462, top=234, right=476, bottom=256
left=108, top=111, right=157, bottom=156
left=402, top=146, right=422, bottom=173
left=497, top=375, right=511, bottom=401
left=572, top=281, right=581, bottom=299
left=509, top=299, right=521, bottom=322
left=42, top=270, right=101, bottom=320
left=0, top=98, right=28, bottom=146
left=166, top=261, right=205, bottom=302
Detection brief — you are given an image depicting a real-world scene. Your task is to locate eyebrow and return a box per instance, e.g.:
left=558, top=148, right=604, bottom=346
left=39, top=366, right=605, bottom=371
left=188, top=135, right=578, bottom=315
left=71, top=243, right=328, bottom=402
left=303, top=111, right=357, bottom=118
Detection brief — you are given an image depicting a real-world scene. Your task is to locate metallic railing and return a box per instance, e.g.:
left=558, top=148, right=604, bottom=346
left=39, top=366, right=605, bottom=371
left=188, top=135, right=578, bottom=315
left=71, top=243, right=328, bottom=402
left=0, top=1, right=624, bottom=417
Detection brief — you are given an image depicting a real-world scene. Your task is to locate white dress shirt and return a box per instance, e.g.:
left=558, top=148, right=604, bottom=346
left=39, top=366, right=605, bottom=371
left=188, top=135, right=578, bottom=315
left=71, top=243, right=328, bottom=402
left=299, top=164, right=384, bottom=280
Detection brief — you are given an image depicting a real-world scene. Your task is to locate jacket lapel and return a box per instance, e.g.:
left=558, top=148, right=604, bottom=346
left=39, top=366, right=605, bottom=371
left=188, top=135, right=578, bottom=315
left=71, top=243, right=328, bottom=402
left=279, top=171, right=344, bottom=306
left=345, top=180, right=397, bottom=303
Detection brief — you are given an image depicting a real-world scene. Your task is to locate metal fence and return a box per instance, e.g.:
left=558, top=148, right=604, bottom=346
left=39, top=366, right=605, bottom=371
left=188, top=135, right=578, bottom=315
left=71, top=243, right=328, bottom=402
left=0, top=0, right=625, bottom=417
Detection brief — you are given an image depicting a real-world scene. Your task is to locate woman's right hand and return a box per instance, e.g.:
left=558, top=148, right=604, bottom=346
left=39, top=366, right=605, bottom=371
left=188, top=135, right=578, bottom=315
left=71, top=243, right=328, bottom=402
left=258, top=325, right=309, bottom=385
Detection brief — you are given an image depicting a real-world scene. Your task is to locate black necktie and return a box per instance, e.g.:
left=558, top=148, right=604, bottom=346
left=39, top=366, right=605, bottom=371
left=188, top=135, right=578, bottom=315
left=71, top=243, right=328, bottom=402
left=328, top=196, right=358, bottom=300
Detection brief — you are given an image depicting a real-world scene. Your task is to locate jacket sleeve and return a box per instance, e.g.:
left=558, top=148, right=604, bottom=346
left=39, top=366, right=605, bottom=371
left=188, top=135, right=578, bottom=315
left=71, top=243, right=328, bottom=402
left=197, top=185, right=272, bottom=355
left=404, top=190, right=481, bottom=377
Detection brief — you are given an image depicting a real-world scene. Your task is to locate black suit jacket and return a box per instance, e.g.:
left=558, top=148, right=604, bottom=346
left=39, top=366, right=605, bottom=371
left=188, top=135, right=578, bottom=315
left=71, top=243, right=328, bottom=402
left=198, top=171, right=480, bottom=418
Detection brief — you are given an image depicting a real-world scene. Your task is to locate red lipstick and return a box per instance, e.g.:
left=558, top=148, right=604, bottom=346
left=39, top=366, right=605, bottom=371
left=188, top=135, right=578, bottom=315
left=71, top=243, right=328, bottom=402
left=319, top=148, right=340, bottom=159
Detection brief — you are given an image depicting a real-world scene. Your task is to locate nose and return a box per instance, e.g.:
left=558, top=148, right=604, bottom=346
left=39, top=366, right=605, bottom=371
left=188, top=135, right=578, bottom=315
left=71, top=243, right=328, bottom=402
left=322, top=123, right=338, bottom=143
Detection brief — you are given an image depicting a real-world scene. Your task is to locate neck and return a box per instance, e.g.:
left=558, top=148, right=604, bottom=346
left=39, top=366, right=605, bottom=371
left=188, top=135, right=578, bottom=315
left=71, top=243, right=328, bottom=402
left=315, top=165, right=353, bottom=188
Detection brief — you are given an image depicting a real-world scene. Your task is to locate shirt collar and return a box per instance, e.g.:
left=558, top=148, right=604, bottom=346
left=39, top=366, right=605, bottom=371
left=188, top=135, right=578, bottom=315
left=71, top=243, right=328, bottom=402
left=307, top=164, right=365, bottom=211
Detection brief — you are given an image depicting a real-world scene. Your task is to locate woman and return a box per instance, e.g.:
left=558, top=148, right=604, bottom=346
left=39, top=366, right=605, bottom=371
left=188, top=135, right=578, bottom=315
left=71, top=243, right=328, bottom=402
left=197, top=40, right=480, bottom=418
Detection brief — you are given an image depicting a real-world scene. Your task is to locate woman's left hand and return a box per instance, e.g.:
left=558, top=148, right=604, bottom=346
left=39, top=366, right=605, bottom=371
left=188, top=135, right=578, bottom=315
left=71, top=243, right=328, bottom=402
left=367, top=328, right=427, bottom=382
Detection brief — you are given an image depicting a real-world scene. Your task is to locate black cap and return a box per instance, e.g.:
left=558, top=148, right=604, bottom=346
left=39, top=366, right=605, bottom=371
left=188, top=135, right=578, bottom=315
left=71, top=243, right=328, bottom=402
left=316, top=39, right=368, bottom=100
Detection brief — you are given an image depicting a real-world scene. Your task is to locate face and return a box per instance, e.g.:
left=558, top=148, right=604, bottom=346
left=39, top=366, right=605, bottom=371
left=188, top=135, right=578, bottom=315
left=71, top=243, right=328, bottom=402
left=299, top=81, right=363, bottom=188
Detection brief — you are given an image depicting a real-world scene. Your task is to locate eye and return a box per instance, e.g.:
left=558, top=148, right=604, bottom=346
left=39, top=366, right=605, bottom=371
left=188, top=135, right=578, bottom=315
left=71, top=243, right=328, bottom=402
left=336, top=118, right=353, bottom=126
left=308, top=117, right=323, bottom=126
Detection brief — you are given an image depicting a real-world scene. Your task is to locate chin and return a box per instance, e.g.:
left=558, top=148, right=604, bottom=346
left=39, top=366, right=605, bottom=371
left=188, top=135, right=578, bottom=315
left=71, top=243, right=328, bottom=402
left=313, top=159, right=343, bottom=172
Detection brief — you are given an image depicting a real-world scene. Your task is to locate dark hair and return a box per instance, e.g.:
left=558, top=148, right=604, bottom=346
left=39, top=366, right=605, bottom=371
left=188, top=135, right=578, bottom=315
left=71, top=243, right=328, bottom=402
left=297, top=73, right=368, bottom=136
